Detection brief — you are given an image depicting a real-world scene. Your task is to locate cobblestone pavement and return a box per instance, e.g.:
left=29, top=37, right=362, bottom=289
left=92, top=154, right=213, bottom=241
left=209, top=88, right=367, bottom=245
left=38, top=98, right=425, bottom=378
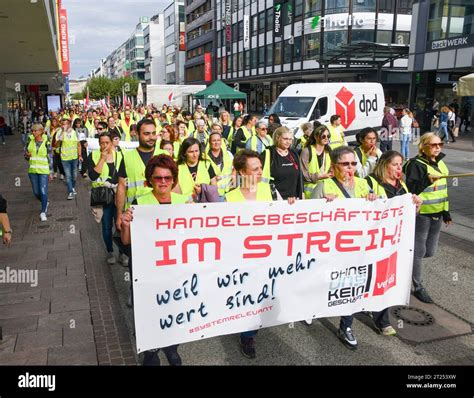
left=0, top=132, right=472, bottom=366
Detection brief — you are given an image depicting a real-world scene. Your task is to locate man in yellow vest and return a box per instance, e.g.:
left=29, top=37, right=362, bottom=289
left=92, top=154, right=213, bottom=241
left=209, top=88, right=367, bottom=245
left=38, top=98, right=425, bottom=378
left=327, top=115, right=347, bottom=150
left=24, top=123, right=53, bottom=221
left=119, top=110, right=134, bottom=141
left=84, top=110, right=95, bottom=136
left=57, top=118, right=82, bottom=200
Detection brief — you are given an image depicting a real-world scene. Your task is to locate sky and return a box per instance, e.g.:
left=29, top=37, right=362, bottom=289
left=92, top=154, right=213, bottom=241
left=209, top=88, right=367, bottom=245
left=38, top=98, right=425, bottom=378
left=63, top=0, right=169, bottom=79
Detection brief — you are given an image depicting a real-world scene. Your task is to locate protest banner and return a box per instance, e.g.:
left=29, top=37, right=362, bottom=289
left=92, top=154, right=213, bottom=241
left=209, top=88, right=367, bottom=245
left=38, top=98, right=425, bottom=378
left=131, top=194, right=415, bottom=352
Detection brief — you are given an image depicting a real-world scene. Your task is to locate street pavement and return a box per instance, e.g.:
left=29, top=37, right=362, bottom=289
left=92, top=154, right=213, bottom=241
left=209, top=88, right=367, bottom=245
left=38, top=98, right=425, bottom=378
left=0, top=130, right=472, bottom=366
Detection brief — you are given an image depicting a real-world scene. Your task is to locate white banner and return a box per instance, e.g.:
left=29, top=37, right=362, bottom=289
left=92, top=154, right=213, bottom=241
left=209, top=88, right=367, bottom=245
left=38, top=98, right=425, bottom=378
left=243, top=15, right=250, bottom=49
left=86, top=138, right=138, bottom=154
left=131, top=195, right=415, bottom=352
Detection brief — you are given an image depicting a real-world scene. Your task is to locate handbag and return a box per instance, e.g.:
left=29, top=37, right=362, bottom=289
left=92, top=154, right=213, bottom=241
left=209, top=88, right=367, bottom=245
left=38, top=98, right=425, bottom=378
left=90, top=152, right=117, bottom=206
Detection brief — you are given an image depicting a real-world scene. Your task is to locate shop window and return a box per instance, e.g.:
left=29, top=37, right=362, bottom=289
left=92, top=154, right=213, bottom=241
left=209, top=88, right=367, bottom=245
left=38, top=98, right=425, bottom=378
left=324, top=30, right=347, bottom=52
left=304, top=32, right=320, bottom=60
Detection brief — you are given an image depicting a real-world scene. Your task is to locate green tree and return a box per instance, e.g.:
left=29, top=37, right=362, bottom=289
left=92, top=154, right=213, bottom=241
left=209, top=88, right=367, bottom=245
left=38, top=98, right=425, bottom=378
left=71, top=92, right=84, bottom=100
left=84, top=76, right=112, bottom=99
left=110, top=76, right=140, bottom=97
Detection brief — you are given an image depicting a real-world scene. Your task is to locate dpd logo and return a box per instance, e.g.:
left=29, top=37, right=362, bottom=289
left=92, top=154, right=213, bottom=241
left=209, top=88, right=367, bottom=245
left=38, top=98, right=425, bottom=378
left=335, top=86, right=356, bottom=129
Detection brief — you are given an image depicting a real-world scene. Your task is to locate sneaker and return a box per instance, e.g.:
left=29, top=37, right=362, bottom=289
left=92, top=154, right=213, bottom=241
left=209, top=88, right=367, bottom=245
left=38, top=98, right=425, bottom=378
left=142, top=350, right=160, bottom=366
left=67, top=193, right=74, bottom=200
left=53, top=172, right=58, bottom=179
left=119, top=253, right=129, bottom=267
left=338, top=327, right=358, bottom=350
left=301, top=319, right=313, bottom=326
left=240, top=336, right=256, bottom=359
left=414, top=287, right=434, bottom=303
left=380, top=326, right=397, bottom=336
left=60, top=175, right=64, bottom=180
left=40, top=212, right=47, bottom=222
left=72, top=188, right=77, bottom=195
left=107, top=252, right=116, bottom=265
left=163, top=346, right=182, bottom=366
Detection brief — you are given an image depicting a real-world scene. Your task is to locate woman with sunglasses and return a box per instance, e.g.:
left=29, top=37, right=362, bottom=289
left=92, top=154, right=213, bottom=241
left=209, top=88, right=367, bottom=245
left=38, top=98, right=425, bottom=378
left=87, top=132, right=126, bottom=265
left=175, top=137, right=217, bottom=198
left=403, top=133, right=451, bottom=304
left=354, top=127, right=382, bottom=178
left=311, top=146, right=376, bottom=351
left=366, top=150, right=422, bottom=335
left=301, top=125, right=333, bottom=199
left=120, top=154, right=189, bottom=366
left=245, top=120, right=273, bottom=154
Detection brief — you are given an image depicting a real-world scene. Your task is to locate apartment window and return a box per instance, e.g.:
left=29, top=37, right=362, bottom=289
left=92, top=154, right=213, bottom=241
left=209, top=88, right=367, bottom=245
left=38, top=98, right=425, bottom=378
left=304, top=32, right=320, bottom=59
left=166, top=71, right=176, bottom=84
left=258, top=11, right=265, bottom=33
left=217, top=30, right=222, bottom=47
left=325, top=0, right=349, bottom=14
left=353, top=0, right=376, bottom=13
left=351, top=30, right=375, bottom=44
left=379, top=0, right=394, bottom=13
left=266, top=7, right=274, bottom=32
left=295, top=0, right=304, bottom=19
left=294, top=36, right=302, bottom=61
left=274, top=41, right=282, bottom=64
left=238, top=52, right=244, bottom=70
left=250, top=47, right=257, bottom=68
left=244, top=50, right=250, bottom=69
left=217, top=57, right=222, bottom=75
left=266, top=45, right=273, bottom=66
left=284, top=39, right=292, bottom=63
left=305, top=0, right=322, bottom=17
left=238, top=21, right=244, bottom=40
left=233, top=53, right=238, bottom=72
left=258, top=46, right=265, bottom=66
left=228, top=54, right=232, bottom=72
left=252, top=15, right=258, bottom=35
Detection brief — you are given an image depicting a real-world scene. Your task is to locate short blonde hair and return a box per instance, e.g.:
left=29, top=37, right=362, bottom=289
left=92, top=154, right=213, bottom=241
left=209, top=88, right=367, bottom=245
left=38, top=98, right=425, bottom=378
left=273, top=126, right=292, bottom=147
left=418, top=132, right=440, bottom=155
left=32, top=123, right=44, bottom=131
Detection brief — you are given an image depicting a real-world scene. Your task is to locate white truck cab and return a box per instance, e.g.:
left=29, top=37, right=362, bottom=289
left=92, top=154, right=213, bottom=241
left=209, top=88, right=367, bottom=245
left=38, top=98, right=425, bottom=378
left=264, top=83, right=385, bottom=142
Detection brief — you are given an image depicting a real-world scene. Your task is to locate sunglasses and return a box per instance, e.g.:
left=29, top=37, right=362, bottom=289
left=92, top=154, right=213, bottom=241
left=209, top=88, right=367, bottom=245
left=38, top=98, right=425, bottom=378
left=338, top=162, right=358, bottom=167
left=427, top=142, right=444, bottom=148
left=320, top=134, right=329, bottom=139
left=152, top=175, right=173, bottom=182
left=259, top=127, right=268, bottom=130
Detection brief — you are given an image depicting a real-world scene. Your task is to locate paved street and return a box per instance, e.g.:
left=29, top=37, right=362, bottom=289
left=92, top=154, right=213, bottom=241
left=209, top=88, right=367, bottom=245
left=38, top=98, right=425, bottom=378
left=0, top=131, right=472, bottom=366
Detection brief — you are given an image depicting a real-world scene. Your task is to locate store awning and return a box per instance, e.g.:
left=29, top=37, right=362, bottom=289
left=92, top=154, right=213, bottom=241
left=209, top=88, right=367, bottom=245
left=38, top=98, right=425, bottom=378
left=320, top=42, right=409, bottom=66
left=194, top=80, right=247, bottom=100
left=457, top=73, right=474, bottom=97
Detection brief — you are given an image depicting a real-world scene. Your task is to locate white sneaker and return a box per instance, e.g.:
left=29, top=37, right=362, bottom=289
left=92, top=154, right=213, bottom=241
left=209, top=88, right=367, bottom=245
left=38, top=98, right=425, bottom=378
left=40, top=212, right=47, bottom=222
left=60, top=175, right=64, bottom=180
left=72, top=188, right=77, bottom=195
left=119, top=253, right=129, bottom=267
left=67, top=193, right=74, bottom=200
left=53, top=172, right=57, bottom=179
left=107, top=252, right=116, bottom=264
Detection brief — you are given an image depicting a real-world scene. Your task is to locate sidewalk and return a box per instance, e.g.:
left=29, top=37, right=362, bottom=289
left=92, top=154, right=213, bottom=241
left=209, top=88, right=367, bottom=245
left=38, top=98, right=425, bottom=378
left=0, top=133, right=136, bottom=365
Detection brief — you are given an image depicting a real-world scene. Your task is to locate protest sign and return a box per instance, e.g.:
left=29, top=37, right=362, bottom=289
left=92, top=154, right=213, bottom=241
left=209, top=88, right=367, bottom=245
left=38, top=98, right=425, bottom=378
left=131, top=195, right=415, bottom=352
left=86, top=138, right=138, bottom=154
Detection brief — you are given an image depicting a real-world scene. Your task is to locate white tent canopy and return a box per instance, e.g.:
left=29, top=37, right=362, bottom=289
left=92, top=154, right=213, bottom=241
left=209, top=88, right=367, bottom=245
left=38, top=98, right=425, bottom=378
left=457, top=73, right=474, bottom=97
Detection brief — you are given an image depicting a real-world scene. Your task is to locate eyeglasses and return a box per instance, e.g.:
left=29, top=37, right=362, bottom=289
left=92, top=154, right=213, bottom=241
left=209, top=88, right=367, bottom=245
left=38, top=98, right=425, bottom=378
left=338, top=162, right=358, bottom=167
left=259, top=127, right=268, bottom=131
left=426, top=142, right=444, bottom=148
left=152, top=175, right=173, bottom=182
left=97, top=127, right=105, bottom=131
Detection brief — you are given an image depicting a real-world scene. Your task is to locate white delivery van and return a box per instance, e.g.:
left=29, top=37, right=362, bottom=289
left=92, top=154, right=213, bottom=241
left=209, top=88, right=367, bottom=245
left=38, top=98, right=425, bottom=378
left=264, top=83, right=385, bottom=141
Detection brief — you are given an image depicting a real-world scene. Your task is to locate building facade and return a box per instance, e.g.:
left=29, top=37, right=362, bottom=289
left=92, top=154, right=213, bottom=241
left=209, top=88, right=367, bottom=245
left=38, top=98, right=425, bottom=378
left=125, top=17, right=150, bottom=82
left=144, top=13, right=166, bottom=85
left=184, top=0, right=217, bottom=84
left=164, top=1, right=186, bottom=84
left=408, top=0, right=473, bottom=130
left=216, top=0, right=413, bottom=113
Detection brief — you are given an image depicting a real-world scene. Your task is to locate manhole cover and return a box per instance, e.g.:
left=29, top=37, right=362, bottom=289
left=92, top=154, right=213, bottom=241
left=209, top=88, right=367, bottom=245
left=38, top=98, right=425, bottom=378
left=56, top=217, right=77, bottom=222
left=391, top=306, right=434, bottom=326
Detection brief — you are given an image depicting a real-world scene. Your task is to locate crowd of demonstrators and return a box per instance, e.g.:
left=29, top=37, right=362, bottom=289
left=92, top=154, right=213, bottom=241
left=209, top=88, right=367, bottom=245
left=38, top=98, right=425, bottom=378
left=11, top=98, right=457, bottom=364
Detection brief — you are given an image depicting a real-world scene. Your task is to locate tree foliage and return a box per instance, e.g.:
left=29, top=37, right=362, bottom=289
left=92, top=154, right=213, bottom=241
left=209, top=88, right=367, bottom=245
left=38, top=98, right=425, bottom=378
left=84, top=76, right=140, bottom=98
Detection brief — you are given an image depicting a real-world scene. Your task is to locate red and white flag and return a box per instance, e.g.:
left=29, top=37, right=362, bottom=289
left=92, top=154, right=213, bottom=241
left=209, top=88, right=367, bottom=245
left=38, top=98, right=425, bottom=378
left=101, top=99, right=109, bottom=115
left=168, top=92, right=174, bottom=103
left=85, top=87, right=90, bottom=109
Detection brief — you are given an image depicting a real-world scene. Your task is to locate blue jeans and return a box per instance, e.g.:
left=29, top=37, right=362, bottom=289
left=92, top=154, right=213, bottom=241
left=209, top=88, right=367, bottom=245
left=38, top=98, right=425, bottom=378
left=439, top=121, right=449, bottom=143
left=400, top=134, right=410, bottom=159
left=28, top=173, right=49, bottom=213
left=0, top=126, right=5, bottom=143
left=62, top=159, right=78, bottom=193
left=102, top=203, right=120, bottom=253
left=240, top=330, right=258, bottom=339
left=340, top=315, right=353, bottom=330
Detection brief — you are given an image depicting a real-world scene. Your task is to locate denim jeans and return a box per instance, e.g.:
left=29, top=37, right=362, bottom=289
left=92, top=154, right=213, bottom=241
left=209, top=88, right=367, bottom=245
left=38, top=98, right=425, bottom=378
left=62, top=159, right=78, bottom=193
left=102, top=203, right=125, bottom=255
left=400, top=134, right=410, bottom=159
left=241, top=330, right=258, bottom=339
left=379, top=139, right=393, bottom=153
left=53, top=152, right=65, bottom=175
left=372, top=308, right=390, bottom=329
left=28, top=173, right=49, bottom=213
left=0, top=127, right=5, bottom=144
left=439, top=121, right=449, bottom=143
left=413, top=214, right=442, bottom=289
left=339, top=315, right=353, bottom=330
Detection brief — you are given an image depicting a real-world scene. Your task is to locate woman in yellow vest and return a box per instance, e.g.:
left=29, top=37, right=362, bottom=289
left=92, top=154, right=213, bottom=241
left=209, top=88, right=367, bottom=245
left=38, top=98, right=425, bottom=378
left=161, top=125, right=181, bottom=158
left=227, top=115, right=243, bottom=153
left=403, top=133, right=451, bottom=304
left=225, top=150, right=293, bottom=359
left=24, top=123, right=53, bottom=222
left=311, top=146, right=377, bottom=351
left=120, top=154, right=189, bottom=366
left=50, top=117, right=65, bottom=180
left=87, top=132, right=126, bottom=266
left=301, top=125, right=333, bottom=199
left=354, top=127, right=382, bottom=178
left=366, top=150, right=422, bottom=335
left=327, top=114, right=346, bottom=150
left=232, top=114, right=256, bottom=154
left=58, top=118, right=82, bottom=200
left=174, top=137, right=217, bottom=198
left=245, top=121, right=273, bottom=154
left=206, top=131, right=234, bottom=196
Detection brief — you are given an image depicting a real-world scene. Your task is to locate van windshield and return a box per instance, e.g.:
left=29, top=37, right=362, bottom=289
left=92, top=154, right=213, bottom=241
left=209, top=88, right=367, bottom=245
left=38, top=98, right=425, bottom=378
left=268, top=97, right=316, bottom=118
